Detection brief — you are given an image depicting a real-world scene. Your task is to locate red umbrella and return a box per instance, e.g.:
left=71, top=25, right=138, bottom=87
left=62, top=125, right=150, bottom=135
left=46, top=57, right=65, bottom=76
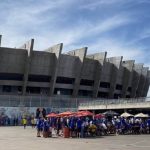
left=77, top=111, right=94, bottom=116
left=58, top=111, right=75, bottom=117
left=46, top=113, right=57, bottom=118
left=95, top=114, right=105, bottom=119
left=76, top=114, right=85, bottom=117
left=68, top=113, right=77, bottom=117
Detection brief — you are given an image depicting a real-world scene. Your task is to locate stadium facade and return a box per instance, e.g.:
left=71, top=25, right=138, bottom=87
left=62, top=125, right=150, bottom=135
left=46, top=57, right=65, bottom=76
left=0, top=36, right=149, bottom=98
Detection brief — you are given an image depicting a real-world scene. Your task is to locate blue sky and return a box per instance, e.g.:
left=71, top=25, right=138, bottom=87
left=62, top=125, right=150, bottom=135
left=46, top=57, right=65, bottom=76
left=0, top=0, right=149, bottom=96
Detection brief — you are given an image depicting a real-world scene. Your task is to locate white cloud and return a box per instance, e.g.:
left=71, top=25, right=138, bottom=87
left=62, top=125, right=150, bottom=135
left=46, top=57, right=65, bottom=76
left=85, top=37, right=143, bottom=59
left=79, top=0, right=128, bottom=10
left=126, top=28, right=150, bottom=46
left=84, top=15, right=132, bottom=36
left=0, top=0, right=149, bottom=68
left=40, top=13, right=132, bottom=47
left=0, top=0, right=73, bottom=47
left=1, top=10, right=133, bottom=51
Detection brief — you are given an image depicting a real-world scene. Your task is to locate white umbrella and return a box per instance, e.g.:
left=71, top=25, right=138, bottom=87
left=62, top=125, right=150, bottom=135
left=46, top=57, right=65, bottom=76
left=134, top=113, right=149, bottom=118
left=121, top=112, right=133, bottom=117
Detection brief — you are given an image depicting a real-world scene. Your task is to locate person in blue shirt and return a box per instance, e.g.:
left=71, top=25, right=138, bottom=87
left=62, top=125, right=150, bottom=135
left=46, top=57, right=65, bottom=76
left=76, top=118, right=82, bottom=138
left=146, top=118, right=150, bottom=133
left=56, top=117, right=61, bottom=136
left=36, top=117, right=44, bottom=137
left=114, top=118, right=121, bottom=135
left=43, top=118, right=50, bottom=138
left=69, top=117, right=75, bottom=137
left=81, top=119, right=86, bottom=138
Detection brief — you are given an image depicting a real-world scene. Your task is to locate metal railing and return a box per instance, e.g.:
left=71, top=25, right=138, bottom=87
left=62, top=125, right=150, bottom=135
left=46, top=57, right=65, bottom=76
left=0, top=95, right=77, bottom=108
left=79, top=97, right=150, bottom=107
left=0, top=95, right=149, bottom=109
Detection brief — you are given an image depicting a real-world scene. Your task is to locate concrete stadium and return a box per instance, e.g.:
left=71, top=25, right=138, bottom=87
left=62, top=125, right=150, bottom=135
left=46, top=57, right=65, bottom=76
left=0, top=35, right=149, bottom=99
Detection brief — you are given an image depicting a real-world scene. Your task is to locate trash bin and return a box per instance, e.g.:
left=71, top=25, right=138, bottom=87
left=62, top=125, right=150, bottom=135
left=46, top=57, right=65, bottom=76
left=63, top=127, right=70, bottom=138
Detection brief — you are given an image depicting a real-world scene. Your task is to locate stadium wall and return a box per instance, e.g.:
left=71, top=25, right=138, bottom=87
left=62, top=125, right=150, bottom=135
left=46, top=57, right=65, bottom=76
left=0, top=36, right=149, bottom=98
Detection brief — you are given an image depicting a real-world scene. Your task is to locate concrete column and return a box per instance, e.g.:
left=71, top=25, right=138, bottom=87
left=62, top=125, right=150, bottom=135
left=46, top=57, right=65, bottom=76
left=19, top=39, right=34, bottom=95
left=44, top=43, right=63, bottom=96
left=0, top=35, right=2, bottom=47
left=67, top=47, right=87, bottom=97
left=130, top=63, right=143, bottom=98
left=122, top=60, right=135, bottom=97
left=136, top=67, right=149, bottom=97
left=87, top=52, right=107, bottom=98
left=142, top=70, right=150, bottom=97
left=108, top=56, right=123, bottom=98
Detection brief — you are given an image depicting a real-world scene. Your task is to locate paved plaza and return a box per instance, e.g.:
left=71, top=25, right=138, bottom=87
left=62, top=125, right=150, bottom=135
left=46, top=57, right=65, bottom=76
left=0, top=127, right=150, bottom=150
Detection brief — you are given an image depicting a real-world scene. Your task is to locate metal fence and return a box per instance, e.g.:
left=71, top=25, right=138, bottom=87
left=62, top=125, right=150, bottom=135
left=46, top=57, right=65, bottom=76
left=0, top=95, right=149, bottom=109
left=79, top=97, right=150, bottom=107
left=0, top=95, right=76, bottom=108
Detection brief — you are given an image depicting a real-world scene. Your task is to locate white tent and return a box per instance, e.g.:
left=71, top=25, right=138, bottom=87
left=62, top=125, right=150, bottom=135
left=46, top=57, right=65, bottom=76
left=121, top=112, right=133, bottom=117
left=134, top=113, right=149, bottom=118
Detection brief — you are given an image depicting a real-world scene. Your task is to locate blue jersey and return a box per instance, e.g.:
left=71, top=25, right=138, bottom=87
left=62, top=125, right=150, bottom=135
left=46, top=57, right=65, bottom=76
left=147, top=119, right=150, bottom=126
left=43, top=120, right=49, bottom=131
left=37, top=119, right=43, bottom=129
left=77, top=119, right=82, bottom=129
left=69, top=118, right=75, bottom=129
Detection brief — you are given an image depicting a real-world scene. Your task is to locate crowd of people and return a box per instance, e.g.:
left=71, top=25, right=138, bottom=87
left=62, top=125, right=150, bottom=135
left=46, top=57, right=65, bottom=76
left=0, top=116, right=20, bottom=126
left=0, top=115, right=36, bottom=127
left=35, top=113, right=150, bottom=138
left=1, top=110, right=150, bottom=139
